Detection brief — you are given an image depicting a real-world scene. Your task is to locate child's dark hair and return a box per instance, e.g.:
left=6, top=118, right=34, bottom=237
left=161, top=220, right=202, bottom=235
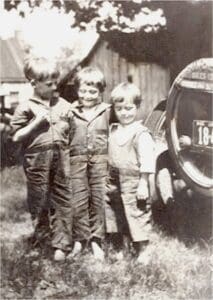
left=110, top=82, right=142, bottom=107
left=24, top=56, right=59, bottom=82
left=74, top=66, right=106, bottom=93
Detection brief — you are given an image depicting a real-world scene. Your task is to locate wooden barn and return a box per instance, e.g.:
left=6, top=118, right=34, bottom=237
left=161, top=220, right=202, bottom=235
left=61, top=1, right=211, bottom=121
left=81, top=38, right=170, bottom=121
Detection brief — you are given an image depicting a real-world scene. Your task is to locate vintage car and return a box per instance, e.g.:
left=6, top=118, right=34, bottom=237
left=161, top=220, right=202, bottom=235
left=145, top=58, right=213, bottom=206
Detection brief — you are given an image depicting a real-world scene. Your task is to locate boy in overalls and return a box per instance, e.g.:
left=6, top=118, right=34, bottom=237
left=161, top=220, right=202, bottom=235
left=105, top=82, right=155, bottom=264
left=11, top=57, right=74, bottom=261
left=69, top=67, right=111, bottom=260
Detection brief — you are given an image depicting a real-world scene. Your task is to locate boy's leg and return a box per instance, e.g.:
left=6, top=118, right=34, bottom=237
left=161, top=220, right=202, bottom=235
left=24, top=150, right=52, bottom=244
left=121, top=186, right=152, bottom=264
left=50, top=148, right=73, bottom=255
left=134, top=240, right=152, bottom=265
left=105, top=170, right=129, bottom=259
left=70, top=155, right=90, bottom=243
left=89, top=155, right=108, bottom=259
left=104, top=171, right=120, bottom=234
left=119, top=174, right=152, bottom=264
left=105, top=168, right=130, bottom=236
left=91, top=238, right=104, bottom=261
left=119, top=174, right=152, bottom=243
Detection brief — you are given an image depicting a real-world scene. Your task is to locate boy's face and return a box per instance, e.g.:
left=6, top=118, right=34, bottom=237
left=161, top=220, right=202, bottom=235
left=33, top=78, right=58, bottom=100
left=78, top=83, right=100, bottom=108
left=114, top=100, right=138, bottom=126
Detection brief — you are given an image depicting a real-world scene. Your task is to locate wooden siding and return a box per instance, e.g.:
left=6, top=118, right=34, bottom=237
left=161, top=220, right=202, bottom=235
left=86, top=40, right=170, bottom=120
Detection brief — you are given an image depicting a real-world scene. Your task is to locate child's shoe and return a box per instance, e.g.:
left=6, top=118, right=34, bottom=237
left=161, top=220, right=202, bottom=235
left=54, top=249, right=66, bottom=262
left=67, top=241, right=83, bottom=259
left=91, top=241, right=105, bottom=261
left=137, top=248, right=152, bottom=265
left=72, top=241, right=83, bottom=256
left=115, top=251, right=124, bottom=261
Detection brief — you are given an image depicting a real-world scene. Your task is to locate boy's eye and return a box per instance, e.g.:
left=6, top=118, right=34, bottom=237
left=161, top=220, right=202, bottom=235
left=90, top=90, right=97, bottom=94
left=46, top=81, right=57, bottom=87
left=126, top=107, right=133, bottom=111
left=79, top=89, right=98, bottom=95
left=115, top=107, right=122, bottom=111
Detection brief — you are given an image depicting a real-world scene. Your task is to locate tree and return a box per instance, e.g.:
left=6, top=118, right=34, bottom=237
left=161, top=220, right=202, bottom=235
left=2, top=0, right=211, bottom=75
left=2, top=0, right=169, bottom=68
left=4, top=0, right=167, bottom=33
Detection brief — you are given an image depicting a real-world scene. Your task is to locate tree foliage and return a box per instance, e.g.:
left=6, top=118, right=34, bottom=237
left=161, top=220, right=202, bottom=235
left=3, top=0, right=170, bottom=65
left=5, top=0, right=167, bottom=33
left=3, top=0, right=211, bottom=69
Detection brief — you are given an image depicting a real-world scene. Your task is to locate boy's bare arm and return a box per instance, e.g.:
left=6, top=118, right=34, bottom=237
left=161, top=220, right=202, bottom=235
left=136, top=131, right=156, bottom=200
left=12, top=112, right=50, bottom=142
left=137, top=174, right=150, bottom=200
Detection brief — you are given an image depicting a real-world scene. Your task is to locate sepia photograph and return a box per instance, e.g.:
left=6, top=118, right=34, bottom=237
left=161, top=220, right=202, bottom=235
left=0, top=0, right=212, bottom=299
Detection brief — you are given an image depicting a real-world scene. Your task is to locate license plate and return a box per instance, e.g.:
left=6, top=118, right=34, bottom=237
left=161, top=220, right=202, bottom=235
left=192, top=120, right=213, bottom=149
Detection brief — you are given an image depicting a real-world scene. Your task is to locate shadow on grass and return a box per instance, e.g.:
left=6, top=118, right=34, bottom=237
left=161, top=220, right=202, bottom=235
left=1, top=240, right=44, bottom=299
left=152, top=190, right=212, bottom=245
left=1, top=166, right=27, bottom=223
left=1, top=230, right=212, bottom=300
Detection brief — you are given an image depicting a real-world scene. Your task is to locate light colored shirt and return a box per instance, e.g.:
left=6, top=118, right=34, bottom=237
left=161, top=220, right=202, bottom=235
left=108, top=121, right=155, bottom=174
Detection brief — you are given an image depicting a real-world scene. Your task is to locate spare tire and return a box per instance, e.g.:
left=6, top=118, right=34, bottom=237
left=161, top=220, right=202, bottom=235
left=166, top=58, right=213, bottom=198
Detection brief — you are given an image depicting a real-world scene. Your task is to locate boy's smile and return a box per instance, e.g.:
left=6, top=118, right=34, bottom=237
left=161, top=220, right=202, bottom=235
left=78, top=83, right=100, bottom=108
left=114, top=101, right=138, bottom=126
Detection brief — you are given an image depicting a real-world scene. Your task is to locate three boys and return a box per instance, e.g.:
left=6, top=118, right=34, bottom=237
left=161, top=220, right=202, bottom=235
left=11, top=60, right=155, bottom=263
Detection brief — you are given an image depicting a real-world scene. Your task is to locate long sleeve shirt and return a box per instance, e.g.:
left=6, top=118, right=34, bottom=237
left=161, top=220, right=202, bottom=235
left=10, top=97, right=74, bottom=150
left=70, top=101, right=111, bottom=156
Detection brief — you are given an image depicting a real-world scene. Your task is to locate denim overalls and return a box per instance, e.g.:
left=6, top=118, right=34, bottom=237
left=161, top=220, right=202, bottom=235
left=105, top=122, right=155, bottom=242
left=11, top=97, right=74, bottom=250
left=70, top=101, right=111, bottom=242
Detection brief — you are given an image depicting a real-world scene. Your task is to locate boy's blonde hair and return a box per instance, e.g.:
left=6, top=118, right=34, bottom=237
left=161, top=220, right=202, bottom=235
left=24, top=57, right=59, bottom=82
left=111, top=82, right=141, bottom=107
left=75, top=66, right=106, bottom=92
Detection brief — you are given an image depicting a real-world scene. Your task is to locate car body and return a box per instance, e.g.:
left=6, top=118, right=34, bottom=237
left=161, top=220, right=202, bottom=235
left=145, top=58, right=213, bottom=202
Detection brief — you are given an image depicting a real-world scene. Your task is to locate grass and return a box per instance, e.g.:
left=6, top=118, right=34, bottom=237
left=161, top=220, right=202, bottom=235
left=0, top=166, right=212, bottom=299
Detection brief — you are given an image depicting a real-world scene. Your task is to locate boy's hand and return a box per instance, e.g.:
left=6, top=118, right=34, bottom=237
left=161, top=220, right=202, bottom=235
left=179, top=135, right=192, bottom=148
left=136, top=181, right=149, bottom=200
left=34, top=110, right=50, bottom=126
left=12, top=109, right=50, bottom=143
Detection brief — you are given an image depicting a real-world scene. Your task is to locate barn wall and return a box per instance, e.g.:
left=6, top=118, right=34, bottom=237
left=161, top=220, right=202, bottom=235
left=86, top=40, right=170, bottom=120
